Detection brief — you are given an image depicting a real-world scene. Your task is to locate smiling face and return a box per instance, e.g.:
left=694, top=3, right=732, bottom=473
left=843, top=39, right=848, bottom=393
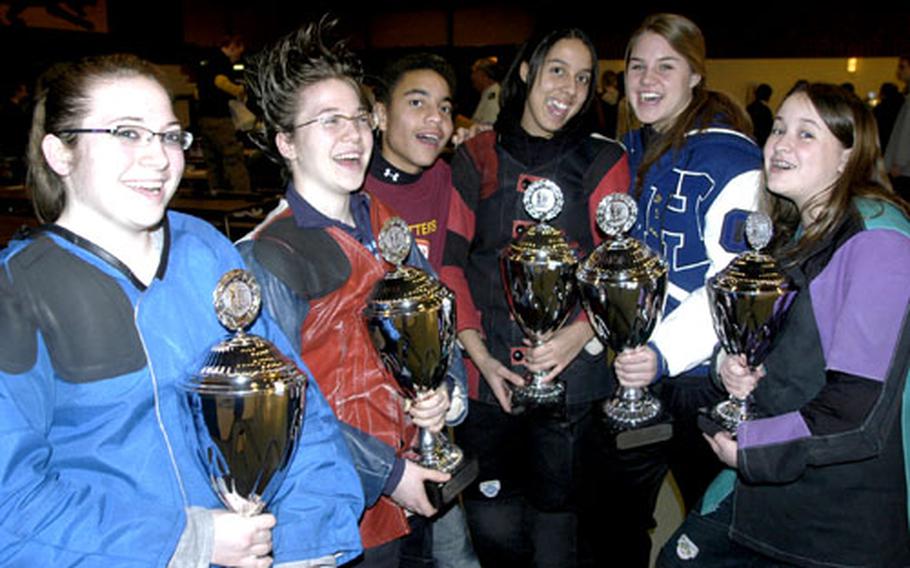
left=277, top=77, right=373, bottom=208
left=51, top=75, right=183, bottom=240
left=520, top=38, right=593, bottom=138
left=626, top=31, right=701, bottom=132
left=764, top=92, right=851, bottom=216
left=377, top=69, right=454, bottom=174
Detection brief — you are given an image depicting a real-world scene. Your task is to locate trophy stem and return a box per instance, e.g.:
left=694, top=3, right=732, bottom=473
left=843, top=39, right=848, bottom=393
left=621, top=386, right=643, bottom=402
left=419, top=427, right=435, bottom=457
left=709, top=395, right=751, bottom=435
left=528, top=368, right=551, bottom=389
left=418, top=427, right=464, bottom=474
left=526, top=340, right=555, bottom=390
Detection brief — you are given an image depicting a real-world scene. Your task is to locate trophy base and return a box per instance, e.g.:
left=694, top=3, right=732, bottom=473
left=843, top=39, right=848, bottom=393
left=425, top=454, right=479, bottom=510
left=697, top=399, right=747, bottom=438
left=603, top=394, right=663, bottom=429
left=609, top=419, right=674, bottom=450
left=601, top=398, right=673, bottom=450
left=511, top=379, right=565, bottom=417
left=420, top=440, right=465, bottom=474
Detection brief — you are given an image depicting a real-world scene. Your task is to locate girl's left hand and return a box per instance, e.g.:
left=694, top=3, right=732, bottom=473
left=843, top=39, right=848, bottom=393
left=704, top=431, right=739, bottom=468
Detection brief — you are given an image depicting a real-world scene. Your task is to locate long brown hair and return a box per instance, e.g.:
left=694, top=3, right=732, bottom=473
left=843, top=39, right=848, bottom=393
left=625, top=13, right=751, bottom=196
left=27, top=54, right=166, bottom=223
left=766, top=83, right=910, bottom=262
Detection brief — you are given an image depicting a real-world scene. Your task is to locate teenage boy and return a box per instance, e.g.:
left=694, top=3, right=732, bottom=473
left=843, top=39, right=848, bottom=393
left=367, top=54, right=457, bottom=273
left=366, top=53, right=479, bottom=568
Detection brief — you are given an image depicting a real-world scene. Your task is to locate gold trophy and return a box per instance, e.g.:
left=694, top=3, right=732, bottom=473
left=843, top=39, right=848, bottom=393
left=702, top=212, right=797, bottom=435
left=500, top=179, right=579, bottom=413
left=179, top=269, right=306, bottom=516
left=364, top=218, right=478, bottom=508
left=577, top=194, right=671, bottom=448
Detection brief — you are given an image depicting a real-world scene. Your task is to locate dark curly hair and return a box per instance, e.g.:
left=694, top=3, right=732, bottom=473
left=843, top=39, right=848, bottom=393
left=373, top=53, right=456, bottom=106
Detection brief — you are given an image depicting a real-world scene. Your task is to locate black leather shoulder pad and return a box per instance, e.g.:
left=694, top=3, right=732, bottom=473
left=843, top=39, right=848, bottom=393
left=252, top=217, right=352, bottom=301
left=0, top=265, right=38, bottom=374
left=7, top=237, right=146, bottom=383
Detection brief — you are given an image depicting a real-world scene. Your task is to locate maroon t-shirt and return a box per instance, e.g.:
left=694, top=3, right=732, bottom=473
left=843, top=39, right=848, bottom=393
left=364, top=154, right=453, bottom=273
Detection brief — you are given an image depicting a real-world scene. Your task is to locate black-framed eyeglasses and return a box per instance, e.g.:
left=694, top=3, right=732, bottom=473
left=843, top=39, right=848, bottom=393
left=293, top=111, right=375, bottom=133
left=57, top=125, right=194, bottom=151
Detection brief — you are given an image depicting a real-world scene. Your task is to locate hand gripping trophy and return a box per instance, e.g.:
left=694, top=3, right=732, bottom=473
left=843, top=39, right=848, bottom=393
left=363, top=218, right=478, bottom=508
left=577, top=194, right=669, bottom=443
left=702, top=211, right=798, bottom=434
left=500, top=179, right=579, bottom=413
left=179, top=269, right=307, bottom=516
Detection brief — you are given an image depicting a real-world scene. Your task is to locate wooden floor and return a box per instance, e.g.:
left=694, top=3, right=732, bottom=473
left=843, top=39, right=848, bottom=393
left=651, top=474, right=685, bottom=567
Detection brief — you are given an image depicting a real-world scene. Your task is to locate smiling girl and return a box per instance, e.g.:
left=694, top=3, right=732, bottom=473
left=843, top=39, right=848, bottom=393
left=441, top=27, right=629, bottom=566
left=0, top=53, right=362, bottom=567
left=239, top=20, right=462, bottom=567
left=661, top=83, right=910, bottom=568
left=599, top=13, right=764, bottom=567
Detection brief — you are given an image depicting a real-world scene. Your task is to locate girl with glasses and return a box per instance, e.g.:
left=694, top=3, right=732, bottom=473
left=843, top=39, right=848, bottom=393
left=0, top=53, right=363, bottom=566
left=240, top=19, right=463, bottom=568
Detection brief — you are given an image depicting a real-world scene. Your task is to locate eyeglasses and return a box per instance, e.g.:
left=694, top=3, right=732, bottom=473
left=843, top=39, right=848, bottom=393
left=57, top=125, right=194, bottom=151
left=293, top=111, right=374, bottom=133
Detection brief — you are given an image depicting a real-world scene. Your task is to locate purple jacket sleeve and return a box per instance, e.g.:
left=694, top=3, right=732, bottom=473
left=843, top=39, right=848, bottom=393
left=737, top=229, right=910, bottom=483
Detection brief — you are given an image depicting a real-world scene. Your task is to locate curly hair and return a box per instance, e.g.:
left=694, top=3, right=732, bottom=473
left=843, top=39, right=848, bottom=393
left=373, top=53, right=456, bottom=106
left=244, top=16, right=364, bottom=169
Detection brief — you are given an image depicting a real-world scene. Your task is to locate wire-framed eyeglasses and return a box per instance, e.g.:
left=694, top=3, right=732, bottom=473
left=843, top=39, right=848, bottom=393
left=293, top=111, right=375, bottom=133
left=57, top=125, right=194, bottom=151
